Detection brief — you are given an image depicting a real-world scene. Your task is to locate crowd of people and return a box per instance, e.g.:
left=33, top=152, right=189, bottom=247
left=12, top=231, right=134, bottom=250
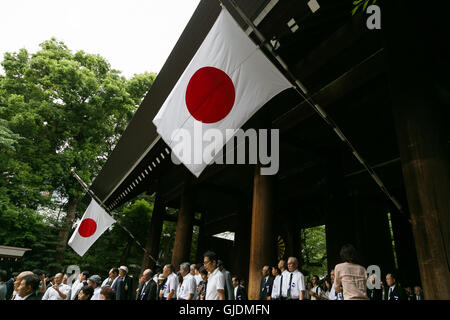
left=0, top=244, right=425, bottom=301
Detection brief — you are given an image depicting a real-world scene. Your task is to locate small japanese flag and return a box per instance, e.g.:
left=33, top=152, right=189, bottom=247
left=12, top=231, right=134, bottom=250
left=68, top=199, right=116, bottom=257
left=153, top=7, right=292, bottom=177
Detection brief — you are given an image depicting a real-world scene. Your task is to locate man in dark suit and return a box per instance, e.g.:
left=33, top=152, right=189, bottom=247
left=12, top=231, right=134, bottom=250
left=259, top=266, right=274, bottom=300
left=385, top=273, right=407, bottom=301
left=5, top=272, right=17, bottom=300
left=218, top=260, right=234, bottom=300
left=232, top=276, right=248, bottom=300
left=136, top=269, right=157, bottom=300
left=116, top=266, right=133, bottom=300
left=413, top=286, right=424, bottom=300
left=17, top=274, right=41, bottom=300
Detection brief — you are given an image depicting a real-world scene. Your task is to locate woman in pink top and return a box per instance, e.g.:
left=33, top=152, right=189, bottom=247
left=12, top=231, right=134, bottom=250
left=334, top=244, right=368, bottom=300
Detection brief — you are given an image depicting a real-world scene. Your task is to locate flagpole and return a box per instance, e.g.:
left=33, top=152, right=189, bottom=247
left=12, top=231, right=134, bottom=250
left=70, top=168, right=159, bottom=265
left=220, top=0, right=408, bottom=222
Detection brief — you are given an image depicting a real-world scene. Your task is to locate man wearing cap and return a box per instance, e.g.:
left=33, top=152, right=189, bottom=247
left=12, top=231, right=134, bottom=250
left=116, top=266, right=133, bottom=300
left=87, top=275, right=102, bottom=300
left=42, top=273, right=71, bottom=300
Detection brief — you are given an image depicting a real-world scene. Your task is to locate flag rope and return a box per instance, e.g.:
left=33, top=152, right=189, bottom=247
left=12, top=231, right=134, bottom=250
left=70, top=169, right=160, bottom=265
left=222, top=0, right=409, bottom=222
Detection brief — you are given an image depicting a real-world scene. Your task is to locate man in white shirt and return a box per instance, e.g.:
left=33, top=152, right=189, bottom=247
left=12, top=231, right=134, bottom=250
left=190, top=264, right=200, bottom=300
left=276, top=260, right=290, bottom=300
left=71, top=271, right=89, bottom=300
left=177, top=262, right=196, bottom=300
left=327, top=269, right=343, bottom=300
left=270, top=266, right=282, bottom=300
left=42, top=273, right=71, bottom=300
left=203, top=251, right=225, bottom=300
left=153, top=266, right=162, bottom=285
left=280, top=257, right=305, bottom=300
left=88, top=275, right=102, bottom=300
left=101, top=268, right=117, bottom=287
left=162, top=264, right=178, bottom=300
left=191, top=264, right=202, bottom=286
left=309, top=275, right=322, bottom=300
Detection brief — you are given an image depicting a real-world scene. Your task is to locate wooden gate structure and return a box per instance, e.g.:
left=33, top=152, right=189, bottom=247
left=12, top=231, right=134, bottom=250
left=89, top=0, right=450, bottom=299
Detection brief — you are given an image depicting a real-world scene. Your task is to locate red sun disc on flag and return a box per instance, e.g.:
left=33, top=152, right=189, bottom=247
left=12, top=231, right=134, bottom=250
left=185, top=66, right=235, bottom=123
left=78, top=218, right=97, bottom=237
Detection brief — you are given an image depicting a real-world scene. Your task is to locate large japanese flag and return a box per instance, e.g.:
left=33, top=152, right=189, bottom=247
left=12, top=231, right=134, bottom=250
left=68, top=199, right=116, bottom=257
left=153, top=7, right=292, bottom=177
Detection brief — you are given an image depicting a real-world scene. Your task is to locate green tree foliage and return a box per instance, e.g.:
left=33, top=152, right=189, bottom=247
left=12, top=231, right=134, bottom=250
left=0, top=38, right=156, bottom=272
left=301, top=225, right=328, bottom=279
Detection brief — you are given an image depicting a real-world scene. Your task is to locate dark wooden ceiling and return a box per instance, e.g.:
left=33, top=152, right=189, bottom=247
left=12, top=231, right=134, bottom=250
left=95, top=0, right=406, bottom=231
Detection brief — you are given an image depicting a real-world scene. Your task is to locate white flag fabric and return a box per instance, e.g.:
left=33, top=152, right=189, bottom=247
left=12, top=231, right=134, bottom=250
left=153, top=8, right=292, bottom=177
left=68, top=199, right=116, bottom=257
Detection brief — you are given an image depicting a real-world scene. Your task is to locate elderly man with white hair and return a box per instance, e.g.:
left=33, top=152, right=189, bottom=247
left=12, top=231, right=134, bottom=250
left=280, top=257, right=306, bottom=300
left=137, top=269, right=157, bottom=300
left=177, top=262, right=196, bottom=300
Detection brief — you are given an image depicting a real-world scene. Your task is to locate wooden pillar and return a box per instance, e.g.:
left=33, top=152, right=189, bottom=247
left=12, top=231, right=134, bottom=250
left=248, top=165, right=276, bottom=300
left=384, top=1, right=450, bottom=299
left=389, top=201, right=421, bottom=288
left=171, top=182, right=195, bottom=269
left=141, top=194, right=165, bottom=272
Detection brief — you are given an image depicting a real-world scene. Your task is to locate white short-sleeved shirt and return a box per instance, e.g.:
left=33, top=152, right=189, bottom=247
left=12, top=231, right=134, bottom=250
left=177, top=274, right=196, bottom=300
left=70, top=280, right=85, bottom=300
left=205, top=268, right=224, bottom=300
left=194, top=274, right=202, bottom=286
left=91, top=287, right=102, bottom=300
left=42, top=283, right=71, bottom=300
left=310, top=285, right=322, bottom=300
left=281, top=270, right=305, bottom=299
left=271, top=275, right=282, bottom=299
left=163, top=273, right=179, bottom=299
left=328, top=284, right=343, bottom=300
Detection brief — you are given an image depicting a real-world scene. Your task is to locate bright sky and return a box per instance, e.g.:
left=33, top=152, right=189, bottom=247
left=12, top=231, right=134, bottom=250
left=0, top=0, right=200, bottom=78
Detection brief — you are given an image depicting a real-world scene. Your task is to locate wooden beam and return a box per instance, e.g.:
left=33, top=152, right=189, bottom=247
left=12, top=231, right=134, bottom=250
left=163, top=214, right=201, bottom=226
left=295, top=11, right=368, bottom=81
left=274, top=48, right=386, bottom=132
